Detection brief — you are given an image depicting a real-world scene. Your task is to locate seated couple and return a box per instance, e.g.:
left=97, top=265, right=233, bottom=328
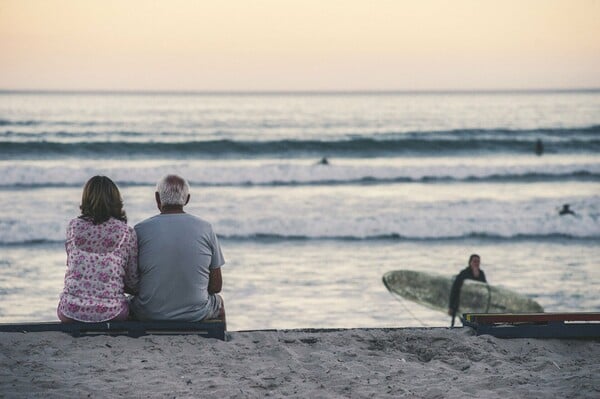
left=57, top=174, right=226, bottom=326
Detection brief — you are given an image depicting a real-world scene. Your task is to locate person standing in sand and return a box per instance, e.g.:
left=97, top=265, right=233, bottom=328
left=130, top=175, right=226, bottom=326
left=447, top=254, right=486, bottom=327
left=57, top=176, right=139, bottom=323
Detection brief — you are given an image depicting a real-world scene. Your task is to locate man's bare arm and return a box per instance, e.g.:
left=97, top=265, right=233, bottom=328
left=208, top=268, right=222, bottom=294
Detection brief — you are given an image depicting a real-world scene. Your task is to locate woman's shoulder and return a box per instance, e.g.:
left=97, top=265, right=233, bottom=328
left=66, top=217, right=94, bottom=240
left=110, top=219, right=137, bottom=250
left=68, top=216, right=90, bottom=229
left=69, top=216, right=85, bottom=224
left=108, top=218, right=136, bottom=236
left=108, top=217, right=132, bottom=228
left=126, top=223, right=137, bottom=238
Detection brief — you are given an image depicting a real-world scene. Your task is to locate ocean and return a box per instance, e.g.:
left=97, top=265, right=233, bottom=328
left=1, top=90, right=599, bottom=331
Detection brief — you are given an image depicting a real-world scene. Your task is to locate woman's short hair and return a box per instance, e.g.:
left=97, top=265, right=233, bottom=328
left=80, top=176, right=127, bottom=224
left=468, top=254, right=480, bottom=265
left=156, top=175, right=190, bottom=206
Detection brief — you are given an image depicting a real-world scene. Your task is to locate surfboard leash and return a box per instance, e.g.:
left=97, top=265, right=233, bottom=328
left=396, top=295, right=430, bottom=327
left=381, top=273, right=430, bottom=327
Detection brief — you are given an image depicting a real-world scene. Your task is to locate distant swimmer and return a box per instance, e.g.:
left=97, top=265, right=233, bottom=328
left=448, top=254, right=487, bottom=327
left=317, top=157, right=329, bottom=165
left=535, top=139, right=544, bottom=156
left=559, top=204, right=575, bottom=216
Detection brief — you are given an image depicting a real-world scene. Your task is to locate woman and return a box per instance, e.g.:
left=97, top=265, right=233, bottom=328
left=57, top=176, right=139, bottom=322
left=447, top=254, right=487, bottom=326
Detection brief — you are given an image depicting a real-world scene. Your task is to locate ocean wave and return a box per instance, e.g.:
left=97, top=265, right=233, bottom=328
left=0, top=119, right=128, bottom=128
left=0, top=119, right=40, bottom=126
left=1, top=126, right=600, bottom=158
left=220, top=232, right=600, bottom=242
left=0, top=130, right=145, bottom=139
left=1, top=233, right=597, bottom=246
left=0, top=161, right=598, bottom=188
left=2, top=122, right=600, bottom=137
left=2, top=190, right=598, bottom=244
left=1, top=171, right=598, bottom=189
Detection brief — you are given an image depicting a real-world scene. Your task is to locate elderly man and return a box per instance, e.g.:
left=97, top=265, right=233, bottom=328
left=131, top=175, right=226, bottom=325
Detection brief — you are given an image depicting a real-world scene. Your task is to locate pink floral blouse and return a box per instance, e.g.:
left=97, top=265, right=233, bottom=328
left=58, top=217, right=139, bottom=322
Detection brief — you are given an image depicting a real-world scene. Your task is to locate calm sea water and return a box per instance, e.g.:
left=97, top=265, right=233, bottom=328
left=1, top=91, right=599, bottom=330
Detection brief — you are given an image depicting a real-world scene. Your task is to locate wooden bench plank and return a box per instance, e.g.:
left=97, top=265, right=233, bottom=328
left=0, top=320, right=226, bottom=340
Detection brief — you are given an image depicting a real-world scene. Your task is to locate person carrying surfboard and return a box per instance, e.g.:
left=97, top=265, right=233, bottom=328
left=448, top=254, right=487, bottom=327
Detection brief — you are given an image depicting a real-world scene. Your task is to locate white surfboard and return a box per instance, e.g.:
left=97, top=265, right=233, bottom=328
left=382, top=269, right=544, bottom=314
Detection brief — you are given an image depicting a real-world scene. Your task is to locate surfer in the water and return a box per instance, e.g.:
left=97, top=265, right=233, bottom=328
left=535, top=139, right=544, bottom=156
left=559, top=204, right=575, bottom=216
left=448, top=254, right=487, bottom=327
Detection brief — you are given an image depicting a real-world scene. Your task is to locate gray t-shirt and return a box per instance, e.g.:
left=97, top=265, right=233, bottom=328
left=130, top=213, right=225, bottom=321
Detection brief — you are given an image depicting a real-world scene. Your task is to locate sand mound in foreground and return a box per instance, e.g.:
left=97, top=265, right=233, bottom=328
left=1, top=327, right=598, bottom=398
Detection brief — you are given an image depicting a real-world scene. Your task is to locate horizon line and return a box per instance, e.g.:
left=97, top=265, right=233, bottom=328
left=1, top=87, right=600, bottom=96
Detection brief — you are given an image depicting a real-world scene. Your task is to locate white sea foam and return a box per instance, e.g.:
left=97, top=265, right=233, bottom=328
left=0, top=155, right=598, bottom=187
left=1, top=183, right=598, bottom=244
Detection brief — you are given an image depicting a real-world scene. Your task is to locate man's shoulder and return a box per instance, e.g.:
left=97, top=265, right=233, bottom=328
left=183, top=215, right=216, bottom=236
left=134, top=214, right=161, bottom=230
left=135, top=213, right=213, bottom=230
left=187, top=213, right=212, bottom=227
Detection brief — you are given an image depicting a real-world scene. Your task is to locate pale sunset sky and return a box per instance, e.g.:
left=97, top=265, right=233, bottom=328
left=1, top=0, right=599, bottom=91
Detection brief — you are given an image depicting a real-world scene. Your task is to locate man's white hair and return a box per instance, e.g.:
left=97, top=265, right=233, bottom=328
left=156, top=175, right=190, bottom=206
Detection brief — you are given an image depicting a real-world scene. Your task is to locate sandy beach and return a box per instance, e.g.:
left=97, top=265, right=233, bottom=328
left=1, top=327, right=598, bottom=398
